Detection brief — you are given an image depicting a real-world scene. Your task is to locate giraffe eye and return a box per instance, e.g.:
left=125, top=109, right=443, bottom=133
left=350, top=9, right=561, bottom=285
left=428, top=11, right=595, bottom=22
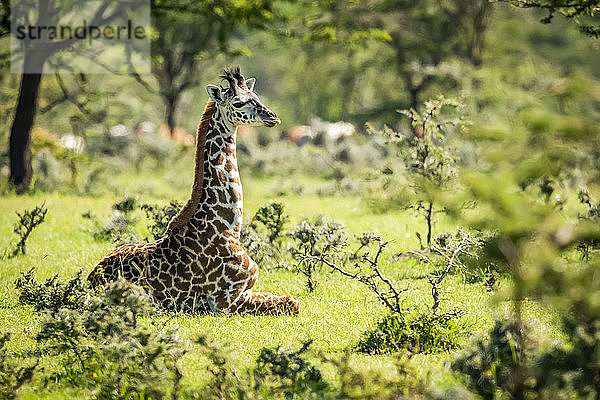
left=232, top=101, right=246, bottom=108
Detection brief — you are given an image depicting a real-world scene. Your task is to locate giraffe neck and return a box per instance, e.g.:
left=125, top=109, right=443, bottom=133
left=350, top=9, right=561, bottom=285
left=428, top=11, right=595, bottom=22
left=167, top=101, right=243, bottom=241
left=195, top=106, right=243, bottom=239
left=166, top=100, right=216, bottom=233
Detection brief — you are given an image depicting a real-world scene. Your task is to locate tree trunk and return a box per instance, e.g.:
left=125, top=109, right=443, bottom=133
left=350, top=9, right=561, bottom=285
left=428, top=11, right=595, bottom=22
left=9, top=54, right=46, bottom=194
left=426, top=201, right=433, bottom=249
left=165, top=96, right=178, bottom=137
left=468, top=1, right=492, bottom=67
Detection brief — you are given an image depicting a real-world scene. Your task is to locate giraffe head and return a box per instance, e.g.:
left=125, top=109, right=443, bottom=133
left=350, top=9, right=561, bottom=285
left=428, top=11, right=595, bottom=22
left=206, top=67, right=281, bottom=128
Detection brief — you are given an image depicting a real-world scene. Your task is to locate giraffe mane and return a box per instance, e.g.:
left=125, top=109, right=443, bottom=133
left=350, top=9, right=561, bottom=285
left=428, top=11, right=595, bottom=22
left=166, top=99, right=217, bottom=232
left=220, top=66, right=246, bottom=93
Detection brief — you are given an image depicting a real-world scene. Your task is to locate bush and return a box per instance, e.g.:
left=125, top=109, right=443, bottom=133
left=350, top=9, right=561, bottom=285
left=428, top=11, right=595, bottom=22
left=357, top=311, right=463, bottom=355
left=290, top=215, right=348, bottom=291
left=531, top=260, right=600, bottom=399
left=452, top=320, right=532, bottom=400
left=89, top=195, right=139, bottom=244
left=4, top=203, right=47, bottom=258
left=141, top=201, right=182, bottom=240
left=290, top=215, right=347, bottom=258
left=191, top=338, right=431, bottom=400
left=254, top=340, right=330, bottom=399
left=89, top=198, right=184, bottom=244
left=250, top=200, right=289, bottom=244
left=576, top=188, right=600, bottom=260
left=367, top=97, right=463, bottom=249
left=425, top=230, right=505, bottom=293
left=192, top=335, right=242, bottom=400
left=36, top=279, right=185, bottom=399
left=238, top=201, right=293, bottom=269
left=240, top=223, right=277, bottom=267
left=0, top=332, right=37, bottom=400
left=15, top=268, right=91, bottom=314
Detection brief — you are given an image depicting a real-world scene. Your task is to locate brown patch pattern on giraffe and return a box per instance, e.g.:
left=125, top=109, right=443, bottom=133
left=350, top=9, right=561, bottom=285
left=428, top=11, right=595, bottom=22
left=88, top=68, right=298, bottom=315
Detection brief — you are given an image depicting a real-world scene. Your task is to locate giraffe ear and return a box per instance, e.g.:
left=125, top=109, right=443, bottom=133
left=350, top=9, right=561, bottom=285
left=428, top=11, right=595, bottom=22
left=206, top=85, right=224, bottom=104
left=245, top=78, right=256, bottom=92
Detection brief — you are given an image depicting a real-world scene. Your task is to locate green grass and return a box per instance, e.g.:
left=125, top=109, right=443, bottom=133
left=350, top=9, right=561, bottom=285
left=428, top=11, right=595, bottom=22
left=0, top=174, right=560, bottom=397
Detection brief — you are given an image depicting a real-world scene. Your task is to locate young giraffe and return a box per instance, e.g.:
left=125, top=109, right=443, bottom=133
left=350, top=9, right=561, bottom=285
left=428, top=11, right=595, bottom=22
left=88, top=68, right=300, bottom=315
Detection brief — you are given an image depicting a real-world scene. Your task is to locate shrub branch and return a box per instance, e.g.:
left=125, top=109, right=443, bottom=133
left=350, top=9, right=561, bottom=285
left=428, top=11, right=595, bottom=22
left=296, top=238, right=406, bottom=313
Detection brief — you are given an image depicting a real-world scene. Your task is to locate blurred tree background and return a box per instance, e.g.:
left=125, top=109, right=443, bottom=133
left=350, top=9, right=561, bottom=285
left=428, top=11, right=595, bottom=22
left=1, top=0, right=600, bottom=397
left=1, top=0, right=597, bottom=183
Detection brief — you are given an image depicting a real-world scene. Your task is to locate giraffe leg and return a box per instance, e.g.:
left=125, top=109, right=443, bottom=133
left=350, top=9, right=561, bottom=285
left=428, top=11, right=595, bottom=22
left=207, top=257, right=299, bottom=315
left=209, top=288, right=299, bottom=315
left=233, top=290, right=300, bottom=315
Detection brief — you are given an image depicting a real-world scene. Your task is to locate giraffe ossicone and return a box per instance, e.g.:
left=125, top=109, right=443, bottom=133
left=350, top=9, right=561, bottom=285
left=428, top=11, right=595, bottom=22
left=88, top=67, right=299, bottom=315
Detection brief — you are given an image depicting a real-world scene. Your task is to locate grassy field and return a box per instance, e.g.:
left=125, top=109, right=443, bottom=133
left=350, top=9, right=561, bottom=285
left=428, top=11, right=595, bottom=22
left=0, top=174, right=559, bottom=397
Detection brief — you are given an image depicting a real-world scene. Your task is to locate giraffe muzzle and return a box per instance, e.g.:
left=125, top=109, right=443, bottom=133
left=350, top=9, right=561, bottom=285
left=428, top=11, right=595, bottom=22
left=263, top=117, right=281, bottom=128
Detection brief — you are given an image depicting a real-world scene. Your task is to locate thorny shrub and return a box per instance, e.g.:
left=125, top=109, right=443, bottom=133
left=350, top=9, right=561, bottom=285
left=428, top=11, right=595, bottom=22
left=3, top=203, right=47, bottom=258
left=293, top=228, right=468, bottom=355
left=452, top=320, right=533, bottom=400
left=240, top=223, right=277, bottom=267
left=15, top=268, right=91, bottom=314
left=141, top=200, right=183, bottom=240
left=36, top=279, right=185, bottom=399
left=191, top=338, right=432, bottom=400
left=250, top=201, right=289, bottom=244
left=87, top=197, right=184, bottom=245
left=576, top=188, right=600, bottom=260
left=13, top=271, right=185, bottom=400
left=253, top=340, right=329, bottom=398
left=240, top=201, right=292, bottom=268
left=87, top=195, right=139, bottom=244
left=289, top=215, right=348, bottom=291
left=356, top=311, right=463, bottom=355
left=368, top=96, right=464, bottom=249
left=0, top=332, right=37, bottom=400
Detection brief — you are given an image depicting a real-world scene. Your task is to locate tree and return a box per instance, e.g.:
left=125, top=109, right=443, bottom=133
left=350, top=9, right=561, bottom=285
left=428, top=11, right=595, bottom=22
left=504, top=0, right=600, bottom=37
left=151, top=0, right=288, bottom=137
left=289, top=0, right=391, bottom=121
left=270, top=0, right=493, bottom=125
left=374, top=96, right=463, bottom=249
left=7, top=0, right=146, bottom=193
left=380, top=0, right=493, bottom=110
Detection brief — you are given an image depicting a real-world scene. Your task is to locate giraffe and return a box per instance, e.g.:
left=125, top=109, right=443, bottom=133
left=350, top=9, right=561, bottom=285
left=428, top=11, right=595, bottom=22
left=88, top=68, right=300, bottom=315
